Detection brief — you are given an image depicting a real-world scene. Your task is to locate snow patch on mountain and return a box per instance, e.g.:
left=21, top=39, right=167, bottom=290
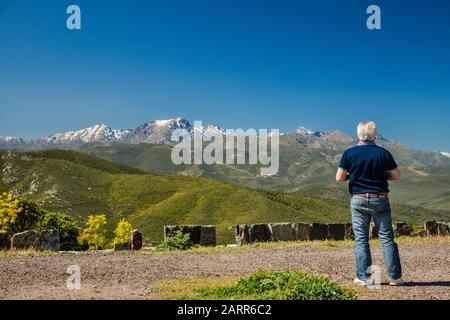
left=0, top=136, right=25, bottom=143
left=153, top=119, right=173, bottom=127
left=440, top=151, right=450, bottom=158
left=193, top=123, right=229, bottom=138
left=35, top=124, right=130, bottom=145
left=126, top=118, right=192, bottom=144
left=295, top=126, right=322, bottom=137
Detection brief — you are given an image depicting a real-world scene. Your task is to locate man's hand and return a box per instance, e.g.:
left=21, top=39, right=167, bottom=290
left=388, top=168, right=402, bottom=181
left=336, top=168, right=348, bottom=182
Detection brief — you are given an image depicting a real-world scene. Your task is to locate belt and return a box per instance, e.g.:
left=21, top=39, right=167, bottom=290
left=353, top=192, right=388, bottom=198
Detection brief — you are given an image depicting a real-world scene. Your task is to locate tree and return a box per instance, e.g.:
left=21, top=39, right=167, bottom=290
left=113, top=218, right=132, bottom=245
left=80, top=214, right=108, bottom=250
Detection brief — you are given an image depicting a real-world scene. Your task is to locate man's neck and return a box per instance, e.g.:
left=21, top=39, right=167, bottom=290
left=357, top=140, right=376, bottom=146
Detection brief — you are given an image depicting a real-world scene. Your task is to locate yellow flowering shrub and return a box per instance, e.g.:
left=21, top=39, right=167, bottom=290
left=0, top=192, right=40, bottom=233
left=80, top=214, right=108, bottom=250
left=113, top=218, right=132, bottom=245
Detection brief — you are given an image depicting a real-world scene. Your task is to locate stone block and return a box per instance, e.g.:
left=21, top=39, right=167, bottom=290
left=249, top=224, right=272, bottom=243
left=327, top=224, right=345, bottom=241
left=235, top=224, right=250, bottom=245
left=199, top=225, right=216, bottom=246
left=11, top=230, right=39, bottom=250
left=437, top=222, right=450, bottom=236
left=129, top=229, right=143, bottom=250
left=164, top=225, right=211, bottom=245
left=395, top=222, right=412, bottom=237
left=425, top=221, right=439, bottom=236
left=269, top=223, right=294, bottom=241
left=181, top=225, right=202, bottom=244
left=39, top=230, right=60, bottom=251
left=310, top=223, right=328, bottom=240
left=292, top=223, right=311, bottom=241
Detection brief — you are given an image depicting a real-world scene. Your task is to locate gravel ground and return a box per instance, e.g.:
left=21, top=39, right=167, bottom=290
left=0, top=241, right=449, bottom=300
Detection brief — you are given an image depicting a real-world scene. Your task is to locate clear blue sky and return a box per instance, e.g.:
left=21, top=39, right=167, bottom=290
left=1, top=0, right=449, bottom=151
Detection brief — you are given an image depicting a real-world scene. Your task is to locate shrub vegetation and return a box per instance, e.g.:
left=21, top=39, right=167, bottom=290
left=0, top=193, right=83, bottom=250
left=197, top=270, right=357, bottom=300
left=36, top=211, right=80, bottom=250
left=0, top=193, right=41, bottom=234
left=157, top=230, right=193, bottom=251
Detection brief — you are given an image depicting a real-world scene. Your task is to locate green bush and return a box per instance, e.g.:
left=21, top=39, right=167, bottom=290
left=197, top=270, right=357, bottom=300
left=76, top=239, right=90, bottom=251
left=157, top=230, right=193, bottom=251
left=36, top=211, right=81, bottom=251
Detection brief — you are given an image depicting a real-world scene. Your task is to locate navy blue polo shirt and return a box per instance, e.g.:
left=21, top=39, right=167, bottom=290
left=338, top=142, right=398, bottom=195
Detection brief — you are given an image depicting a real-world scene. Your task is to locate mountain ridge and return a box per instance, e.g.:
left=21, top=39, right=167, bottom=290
left=3, top=117, right=447, bottom=157
left=0, top=117, right=233, bottom=147
left=0, top=117, right=363, bottom=150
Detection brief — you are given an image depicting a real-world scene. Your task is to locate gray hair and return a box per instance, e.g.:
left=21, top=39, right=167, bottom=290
left=357, top=121, right=377, bottom=141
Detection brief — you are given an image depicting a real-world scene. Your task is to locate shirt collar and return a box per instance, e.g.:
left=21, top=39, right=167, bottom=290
left=357, top=140, right=376, bottom=146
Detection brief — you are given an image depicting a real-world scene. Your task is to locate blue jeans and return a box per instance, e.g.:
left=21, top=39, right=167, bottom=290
left=351, top=196, right=402, bottom=281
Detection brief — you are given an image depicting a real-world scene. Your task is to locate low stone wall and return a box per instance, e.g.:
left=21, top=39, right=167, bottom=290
left=234, top=221, right=450, bottom=245
left=235, top=222, right=351, bottom=244
left=3, top=229, right=144, bottom=252
left=2, top=221, right=448, bottom=251
left=164, top=225, right=216, bottom=246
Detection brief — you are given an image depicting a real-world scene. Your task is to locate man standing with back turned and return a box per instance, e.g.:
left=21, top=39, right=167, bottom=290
left=336, top=121, right=404, bottom=286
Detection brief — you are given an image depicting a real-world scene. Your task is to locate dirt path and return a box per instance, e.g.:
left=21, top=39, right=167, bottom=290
left=0, top=240, right=449, bottom=300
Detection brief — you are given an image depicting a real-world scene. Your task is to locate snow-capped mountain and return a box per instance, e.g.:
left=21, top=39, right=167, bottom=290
left=126, top=118, right=230, bottom=143
left=295, top=126, right=319, bottom=135
left=33, top=124, right=131, bottom=145
left=125, top=118, right=192, bottom=144
left=0, top=136, right=25, bottom=144
left=440, top=151, right=450, bottom=158
left=0, top=118, right=336, bottom=147
left=0, top=136, right=26, bottom=148
left=293, top=126, right=325, bottom=138
left=0, top=118, right=232, bottom=147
